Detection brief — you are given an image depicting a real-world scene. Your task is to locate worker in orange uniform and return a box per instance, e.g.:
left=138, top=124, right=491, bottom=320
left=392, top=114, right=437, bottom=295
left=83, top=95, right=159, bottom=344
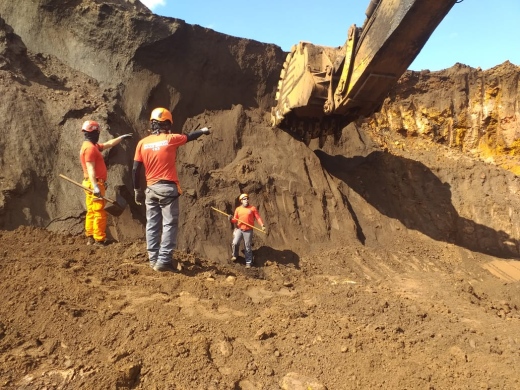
left=132, top=107, right=211, bottom=272
left=228, top=193, right=266, bottom=268
left=80, top=120, right=132, bottom=246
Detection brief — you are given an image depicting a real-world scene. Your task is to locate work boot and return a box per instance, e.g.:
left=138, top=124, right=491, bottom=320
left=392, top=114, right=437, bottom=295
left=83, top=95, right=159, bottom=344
left=153, top=262, right=176, bottom=273
left=245, top=263, right=252, bottom=269
left=86, top=236, right=95, bottom=245
left=94, top=240, right=108, bottom=247
left=231, top=256, right=237, bottom=262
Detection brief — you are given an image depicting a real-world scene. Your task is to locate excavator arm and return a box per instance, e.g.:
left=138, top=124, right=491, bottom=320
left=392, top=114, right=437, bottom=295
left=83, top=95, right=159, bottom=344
left=271, top=0, right=459, bottom=144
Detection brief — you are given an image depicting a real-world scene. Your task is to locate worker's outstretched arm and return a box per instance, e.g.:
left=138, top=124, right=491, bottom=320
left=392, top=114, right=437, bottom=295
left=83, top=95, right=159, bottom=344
left=103, top=134, right=132, bottom=149
left=187, top=127, right=210, bottom=142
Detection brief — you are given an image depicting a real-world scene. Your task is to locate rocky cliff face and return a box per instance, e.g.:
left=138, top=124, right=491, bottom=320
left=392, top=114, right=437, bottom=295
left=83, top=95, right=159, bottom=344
left=0, top=0, right=519, bottom=261
left=375, top=63, right=520, bottom=174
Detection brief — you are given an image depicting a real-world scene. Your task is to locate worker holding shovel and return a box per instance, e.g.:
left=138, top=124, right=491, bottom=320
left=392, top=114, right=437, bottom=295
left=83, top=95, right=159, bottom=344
left=80, top=120, right=132, bottom=246
left=228, top=193, right=266, bottom=268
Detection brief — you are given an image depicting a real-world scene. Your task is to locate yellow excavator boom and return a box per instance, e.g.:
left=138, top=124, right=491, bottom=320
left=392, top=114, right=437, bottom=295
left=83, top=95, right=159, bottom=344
left=271, top=0, right=459, bottom=144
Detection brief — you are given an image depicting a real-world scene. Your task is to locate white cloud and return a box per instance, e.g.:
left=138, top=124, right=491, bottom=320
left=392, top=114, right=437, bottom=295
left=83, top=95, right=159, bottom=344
left=140, top=0, right=166, bottom=10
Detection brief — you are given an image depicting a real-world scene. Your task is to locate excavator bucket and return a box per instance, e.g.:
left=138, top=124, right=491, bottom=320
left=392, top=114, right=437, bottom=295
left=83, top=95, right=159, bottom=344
left=271, top=42, right=346, bottom=143
left=271, top=0, right=458, bottom=144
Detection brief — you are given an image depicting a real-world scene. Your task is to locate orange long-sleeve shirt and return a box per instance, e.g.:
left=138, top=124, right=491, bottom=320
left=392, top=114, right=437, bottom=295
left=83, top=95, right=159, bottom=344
left=231, top=205, right=264, bottom=231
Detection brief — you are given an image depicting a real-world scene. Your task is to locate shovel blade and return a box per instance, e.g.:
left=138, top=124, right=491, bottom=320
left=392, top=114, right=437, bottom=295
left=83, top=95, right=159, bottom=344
left=104, top=193, right=127, bottom=217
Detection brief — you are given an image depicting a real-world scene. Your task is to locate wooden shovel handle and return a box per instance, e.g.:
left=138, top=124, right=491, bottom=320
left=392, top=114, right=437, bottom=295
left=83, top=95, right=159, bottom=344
left=211, top=206, right=265, bottom=234
left=59, top=174, right=122, bottom=208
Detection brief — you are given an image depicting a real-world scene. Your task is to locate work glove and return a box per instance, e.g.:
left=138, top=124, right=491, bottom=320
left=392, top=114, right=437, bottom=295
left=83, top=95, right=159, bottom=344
left=228, top=215, right=232, bottom=221
left=134, top=189, right=145, bottom=205
left=200, top=127, right=211, bottom=135
left=262, top=225, right=266, bottom=233
left=92, top=184, right=102, bottom=199
left=119, top=134, right=133, bottom=140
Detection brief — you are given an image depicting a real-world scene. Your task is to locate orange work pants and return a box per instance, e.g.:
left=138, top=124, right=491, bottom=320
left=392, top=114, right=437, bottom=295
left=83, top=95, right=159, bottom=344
left=82, top=178, right=107, bottom=242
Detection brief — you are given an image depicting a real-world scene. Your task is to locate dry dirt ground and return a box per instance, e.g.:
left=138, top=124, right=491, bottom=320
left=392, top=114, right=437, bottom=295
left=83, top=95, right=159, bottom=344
left=1, top=165, right=520, bottom=390
left=1, top=2, right=520, bottom=389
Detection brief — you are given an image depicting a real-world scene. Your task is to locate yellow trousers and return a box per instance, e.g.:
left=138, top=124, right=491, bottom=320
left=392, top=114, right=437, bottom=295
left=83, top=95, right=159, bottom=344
left=82, top=178, right=107, bottom=242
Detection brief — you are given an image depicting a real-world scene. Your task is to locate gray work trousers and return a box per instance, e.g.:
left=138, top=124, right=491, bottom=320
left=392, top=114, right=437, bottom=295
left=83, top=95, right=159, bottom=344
left=232, top=228, right=253, bottom=264
left=145, top=182, right=179, bottom=267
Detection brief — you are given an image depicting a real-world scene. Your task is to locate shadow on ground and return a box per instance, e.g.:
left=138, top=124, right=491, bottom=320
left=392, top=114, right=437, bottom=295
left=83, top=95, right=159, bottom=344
left=315, top=150, right=520, bottom=259
left=253, top=246, right=300, bottom=269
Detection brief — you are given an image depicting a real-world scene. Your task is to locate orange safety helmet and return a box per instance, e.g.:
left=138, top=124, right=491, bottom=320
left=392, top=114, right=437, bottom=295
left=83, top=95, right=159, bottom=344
left=239, top=193, right=249, bottom=201
left=81, top=120, right=100, bottom=132
left=150, top=107, right=173, bottom=123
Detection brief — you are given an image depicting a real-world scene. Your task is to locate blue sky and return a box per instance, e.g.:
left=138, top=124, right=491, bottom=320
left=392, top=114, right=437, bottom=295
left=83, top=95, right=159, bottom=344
left=140, top=0, right=520, bottom=71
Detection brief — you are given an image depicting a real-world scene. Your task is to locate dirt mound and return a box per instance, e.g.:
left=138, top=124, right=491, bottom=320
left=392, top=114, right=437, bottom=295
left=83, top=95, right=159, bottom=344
left=1, top=1, right=519, bottom=261
left=0, top=1, right=520, bottom=389
left=1, top=221, right=519, bottom=389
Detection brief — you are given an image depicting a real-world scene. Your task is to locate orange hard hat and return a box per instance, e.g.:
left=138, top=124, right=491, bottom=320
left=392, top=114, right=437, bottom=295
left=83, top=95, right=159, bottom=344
left=239, top=193, right=249, bottom=201
left=81, top=120, right=100, bottom=132
left=150, top=107, right=173, bottom=123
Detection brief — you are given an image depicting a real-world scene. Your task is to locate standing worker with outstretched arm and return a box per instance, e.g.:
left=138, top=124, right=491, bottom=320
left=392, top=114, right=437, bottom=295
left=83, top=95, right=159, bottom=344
left=132, top=107, right=211, bottom=272
left=229, top=193, right=266, bottom=268
left=80, top=120, right=132, bottom=246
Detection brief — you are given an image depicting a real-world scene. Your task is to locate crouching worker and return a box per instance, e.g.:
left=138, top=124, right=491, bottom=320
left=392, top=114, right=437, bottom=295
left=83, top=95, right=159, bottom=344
left=228, top=193, right=266, bottom=268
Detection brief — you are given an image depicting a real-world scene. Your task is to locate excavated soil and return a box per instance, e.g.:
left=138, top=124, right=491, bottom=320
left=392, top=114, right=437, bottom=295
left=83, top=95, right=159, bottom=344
left=2, top=131, right=520, bottom=390
left=1, top=1, right=520, bottom=389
